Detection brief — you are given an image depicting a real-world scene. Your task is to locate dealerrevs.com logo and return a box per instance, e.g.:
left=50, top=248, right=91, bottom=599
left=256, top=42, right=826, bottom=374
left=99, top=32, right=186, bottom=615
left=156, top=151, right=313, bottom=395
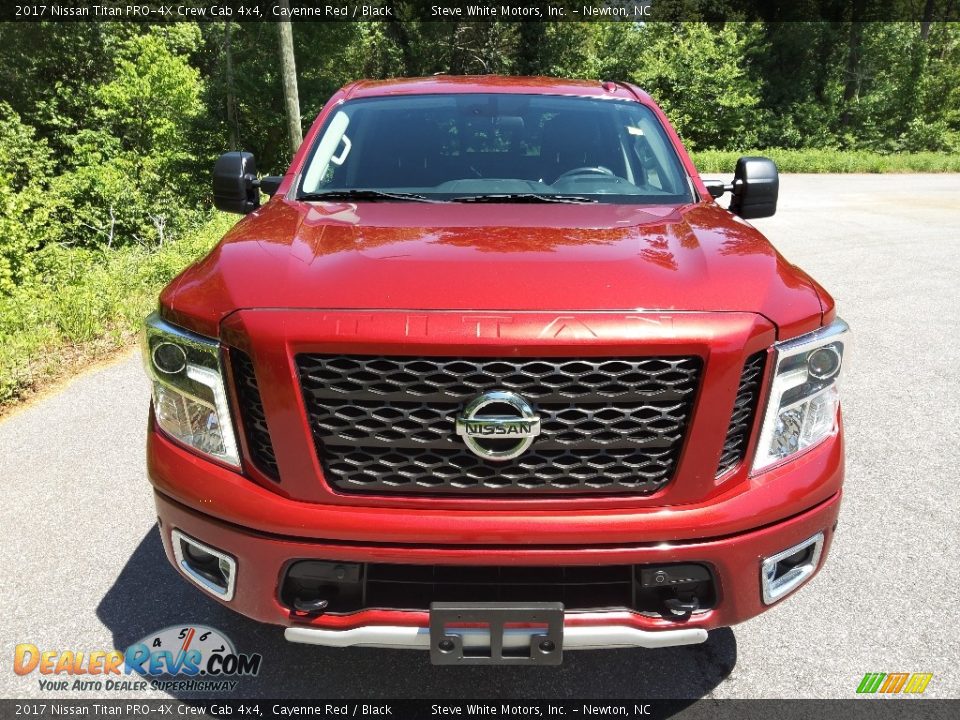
left=13, top=625, right=262, bottom=693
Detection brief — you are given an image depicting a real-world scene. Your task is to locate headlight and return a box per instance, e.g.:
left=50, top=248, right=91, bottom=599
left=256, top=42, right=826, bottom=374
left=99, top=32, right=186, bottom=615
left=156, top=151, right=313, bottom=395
left=752, top=318, right=849, bottom=473
left=142, top=312, right=240, bottom=467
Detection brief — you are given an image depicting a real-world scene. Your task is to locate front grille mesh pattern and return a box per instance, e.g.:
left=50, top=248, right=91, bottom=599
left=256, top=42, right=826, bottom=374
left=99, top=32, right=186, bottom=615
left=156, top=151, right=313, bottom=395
left=715, top=351, right=767, bottom=477
left=324, top=446, right=679, bottom=490
left=297, top=355, right=702, bottom=495
left=231, top=350, right=280, bottom=481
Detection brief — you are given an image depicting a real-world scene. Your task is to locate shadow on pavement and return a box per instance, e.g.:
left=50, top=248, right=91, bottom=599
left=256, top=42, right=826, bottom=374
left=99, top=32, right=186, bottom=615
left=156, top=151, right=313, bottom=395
left=97, top=527, right=736, bottom=701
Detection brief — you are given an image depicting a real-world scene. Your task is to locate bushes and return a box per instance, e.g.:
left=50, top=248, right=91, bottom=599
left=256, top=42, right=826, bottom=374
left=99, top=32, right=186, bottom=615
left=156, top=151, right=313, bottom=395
left=61, top=26, right=209, bottom=248
left=0, top=104, right=58, bottom=293
left=0, top=216, right=230, bottom=409
left=691, top=148, right=960, bottom=174
left=0, top=26, right=219, bottom=411
left=625, top=23, right=767, bottom=151
left=0, top=26, right=209, bottom=266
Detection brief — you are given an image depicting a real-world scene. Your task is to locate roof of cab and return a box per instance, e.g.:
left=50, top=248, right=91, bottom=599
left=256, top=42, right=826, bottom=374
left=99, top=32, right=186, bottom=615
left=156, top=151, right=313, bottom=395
left=341, top=75, right=651, bottom=102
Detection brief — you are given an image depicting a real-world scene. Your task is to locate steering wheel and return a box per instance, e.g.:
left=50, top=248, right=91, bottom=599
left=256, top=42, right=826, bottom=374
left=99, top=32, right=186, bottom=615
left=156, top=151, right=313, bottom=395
left=553, top=166, right=615, bottom=183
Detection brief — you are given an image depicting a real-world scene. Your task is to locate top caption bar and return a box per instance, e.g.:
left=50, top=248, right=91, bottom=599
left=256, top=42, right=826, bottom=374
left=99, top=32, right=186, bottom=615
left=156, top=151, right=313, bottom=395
left=4, top=0, right=959, bottom=23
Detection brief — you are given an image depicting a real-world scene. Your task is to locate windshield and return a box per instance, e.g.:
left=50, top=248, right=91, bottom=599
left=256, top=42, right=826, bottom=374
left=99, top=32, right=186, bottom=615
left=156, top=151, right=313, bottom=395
left=299, top=93, right=694, bottom=204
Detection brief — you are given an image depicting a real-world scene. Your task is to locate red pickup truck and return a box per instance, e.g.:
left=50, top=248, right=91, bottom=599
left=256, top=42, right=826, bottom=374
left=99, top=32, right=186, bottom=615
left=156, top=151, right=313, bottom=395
left=143, top=76, right=847, bottom=665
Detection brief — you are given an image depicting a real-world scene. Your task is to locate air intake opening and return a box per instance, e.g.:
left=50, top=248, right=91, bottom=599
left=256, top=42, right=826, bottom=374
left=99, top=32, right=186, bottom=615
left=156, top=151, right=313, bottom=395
left=280, top=561, right=717, bottom=619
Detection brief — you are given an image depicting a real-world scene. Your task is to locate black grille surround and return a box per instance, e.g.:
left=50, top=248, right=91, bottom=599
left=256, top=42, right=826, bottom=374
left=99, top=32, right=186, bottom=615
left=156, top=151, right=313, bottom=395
left=231, top=349, right=280, bottom=481
left=296, top=355, right=703, bottom=495
left=715, top=351, right=767, bottom=477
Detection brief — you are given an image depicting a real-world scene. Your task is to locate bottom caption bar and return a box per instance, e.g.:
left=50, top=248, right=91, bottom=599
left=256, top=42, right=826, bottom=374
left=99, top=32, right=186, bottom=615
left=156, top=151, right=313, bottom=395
left=3, top=700, right=959, bottom=720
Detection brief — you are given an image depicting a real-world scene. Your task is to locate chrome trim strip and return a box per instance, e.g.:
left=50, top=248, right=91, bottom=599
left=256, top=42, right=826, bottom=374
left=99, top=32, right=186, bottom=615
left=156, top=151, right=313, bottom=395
left=760, top=531, right=824, bottom=605
left=171, top=529, right=238, bottom=602
left=284, top=623, right=708, bottom=651
left=144, top=311, right=221, bottom=354
left=774, top=317, right=850, bottom=359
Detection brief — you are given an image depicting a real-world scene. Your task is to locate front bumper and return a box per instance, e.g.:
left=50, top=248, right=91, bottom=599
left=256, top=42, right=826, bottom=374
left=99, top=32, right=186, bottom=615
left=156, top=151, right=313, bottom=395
left=153, top=481, right=841, bottom=649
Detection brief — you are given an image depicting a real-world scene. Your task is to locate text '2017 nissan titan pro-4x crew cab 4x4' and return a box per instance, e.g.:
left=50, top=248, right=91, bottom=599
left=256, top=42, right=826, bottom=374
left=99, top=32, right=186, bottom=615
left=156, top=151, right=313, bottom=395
left=143, top=76, right=848, bottom=665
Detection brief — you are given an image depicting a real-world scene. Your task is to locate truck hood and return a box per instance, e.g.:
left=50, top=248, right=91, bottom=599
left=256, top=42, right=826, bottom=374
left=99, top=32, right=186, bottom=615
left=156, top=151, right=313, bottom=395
left=162, top=198, right=825, bottom=339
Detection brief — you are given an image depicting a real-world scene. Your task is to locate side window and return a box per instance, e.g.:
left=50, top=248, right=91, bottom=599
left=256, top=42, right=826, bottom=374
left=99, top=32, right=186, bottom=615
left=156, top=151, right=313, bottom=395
left=302, top=110, right=352, bottom=192
left=624, top=115, right=686, bottom=196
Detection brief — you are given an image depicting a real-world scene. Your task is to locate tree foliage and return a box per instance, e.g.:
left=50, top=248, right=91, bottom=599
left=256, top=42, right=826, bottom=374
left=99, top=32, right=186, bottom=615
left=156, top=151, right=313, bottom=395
left=0, top=103, right=56, bottom=293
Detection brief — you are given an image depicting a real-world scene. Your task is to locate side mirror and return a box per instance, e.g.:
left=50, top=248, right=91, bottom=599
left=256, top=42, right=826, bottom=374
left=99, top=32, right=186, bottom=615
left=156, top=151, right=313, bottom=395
left=260, top=175, right=283, bottom=197
left=213, top=152, right=260, bottom=214
left=729, top=156, right=778, bottom=219
left=702, top=179, right=726, bottom=199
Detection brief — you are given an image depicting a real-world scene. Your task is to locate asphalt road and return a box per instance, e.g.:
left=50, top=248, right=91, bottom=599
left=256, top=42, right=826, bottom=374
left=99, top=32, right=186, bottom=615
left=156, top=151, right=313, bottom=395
left=2, top=174, right=959, bottom=701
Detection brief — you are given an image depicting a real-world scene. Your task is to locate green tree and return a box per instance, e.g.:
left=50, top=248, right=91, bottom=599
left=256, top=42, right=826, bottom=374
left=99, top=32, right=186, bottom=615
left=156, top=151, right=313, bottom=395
left=54, top=25, right=207, bottom=248
left=597, top=23, right=766, bottom=150
left=0, top=104, right=57, bottom=293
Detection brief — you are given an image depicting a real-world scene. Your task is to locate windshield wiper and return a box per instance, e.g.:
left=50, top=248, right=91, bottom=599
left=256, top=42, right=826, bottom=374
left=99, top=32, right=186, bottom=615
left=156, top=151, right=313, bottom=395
left=450, top=193, right=597, bottom=204
left=298, top=189, right=447, bottom=203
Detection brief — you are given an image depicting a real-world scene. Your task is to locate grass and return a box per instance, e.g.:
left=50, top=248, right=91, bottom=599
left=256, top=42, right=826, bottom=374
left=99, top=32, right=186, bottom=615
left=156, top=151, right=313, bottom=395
left=690, top=148, right=960, bottom=174
left=0, top=214, right=232, bottom=412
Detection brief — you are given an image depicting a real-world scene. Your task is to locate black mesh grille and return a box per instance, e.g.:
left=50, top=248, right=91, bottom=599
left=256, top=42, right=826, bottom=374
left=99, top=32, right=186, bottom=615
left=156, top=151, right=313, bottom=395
left=231, top=350, right=280, bottom=481
left=323, top=446, right=680, bottom=491
left=716, top=351, right=767, bottom=477
left=364, top=564, right=635, bottom=610
left=297, top=355, right=702, bottom=495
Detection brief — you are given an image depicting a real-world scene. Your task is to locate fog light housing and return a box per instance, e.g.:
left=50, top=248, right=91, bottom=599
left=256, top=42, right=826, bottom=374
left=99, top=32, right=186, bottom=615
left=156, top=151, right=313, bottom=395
left=761, top=532, right=824, bottom=604
left=172, top=530, right=237, bottom=601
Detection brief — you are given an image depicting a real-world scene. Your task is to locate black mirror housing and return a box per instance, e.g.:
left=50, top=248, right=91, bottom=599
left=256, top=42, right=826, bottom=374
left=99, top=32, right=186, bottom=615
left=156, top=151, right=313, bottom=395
left=702, top=179, right=726, bottom=199
left=213, top=152, right=260, bottom=214
left=729, top=156, right=778, bottom=219
left=260, top=175, right=284, bottom=197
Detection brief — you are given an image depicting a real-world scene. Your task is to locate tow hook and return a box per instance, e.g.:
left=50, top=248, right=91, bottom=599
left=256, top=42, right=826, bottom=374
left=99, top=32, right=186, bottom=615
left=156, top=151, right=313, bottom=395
left=293, top=598, right=330, bottom=615
left=664, top=596, right=700, bottom=619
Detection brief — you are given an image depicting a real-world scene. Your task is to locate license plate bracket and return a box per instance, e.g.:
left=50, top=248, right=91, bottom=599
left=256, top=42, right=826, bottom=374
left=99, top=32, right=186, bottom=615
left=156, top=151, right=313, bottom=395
left=429, top=601, right=564, bottom=665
